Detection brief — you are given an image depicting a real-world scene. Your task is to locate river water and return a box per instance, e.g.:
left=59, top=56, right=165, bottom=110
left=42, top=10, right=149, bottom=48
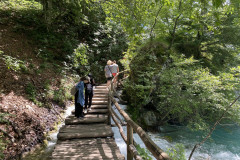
left=22, top=103, right=240, bottom=160
left=112, top=103, right=240, bottom=160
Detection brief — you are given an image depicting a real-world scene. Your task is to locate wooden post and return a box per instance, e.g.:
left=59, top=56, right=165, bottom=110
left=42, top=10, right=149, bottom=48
left=111, top=81, right=114, bottom=91
left=127, top=124, right=133, bottom=160
left=108, top=88, right=111, bottom=125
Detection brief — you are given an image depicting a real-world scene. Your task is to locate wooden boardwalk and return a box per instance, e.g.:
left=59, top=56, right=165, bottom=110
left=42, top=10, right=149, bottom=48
left=51, top=84, right=125, bottom=160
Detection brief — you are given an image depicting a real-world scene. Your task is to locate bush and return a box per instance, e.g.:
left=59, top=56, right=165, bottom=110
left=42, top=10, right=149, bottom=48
left=167, top=143, right=186, bottom=160
left=152, top=56, right=239, bottom=130
left=25, top=82, right=36, bottom=101
left=53, top=77, right=76, bottom=107
left=0, top=54, right=28, bottom=72
left=124, top=52, right=240, bottom=130
left=25, top=82, right=43, bottom=106
left=135, top=144, right=153, bottom=160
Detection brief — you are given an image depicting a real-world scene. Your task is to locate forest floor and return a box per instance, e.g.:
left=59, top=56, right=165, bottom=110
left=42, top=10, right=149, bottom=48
left=0, top=17, right=73, bottom=159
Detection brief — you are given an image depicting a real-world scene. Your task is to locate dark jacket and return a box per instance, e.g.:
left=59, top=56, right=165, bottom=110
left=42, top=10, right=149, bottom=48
left=85, top=76, right=95, bottom=94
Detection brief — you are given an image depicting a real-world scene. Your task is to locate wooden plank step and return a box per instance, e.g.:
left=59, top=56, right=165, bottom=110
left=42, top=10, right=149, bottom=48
left=91, top=105, right=107, bottom=109
left=52, top=139, right=125, bottom=160
left=72, top=109, right=108, bottom=115
left=57, top=132, right=113, bottom=140
left=94, top=90, right=108, bottom=93
left=92, top=100, right=108, bottom=105
left=67, top=114, right=107, bottom=119
left=56, top=138, right=116, bottom=145
left=59, top=124, right=109, bottom=132
left=95, top=85, right=107, bottom=89
left=53, top=144, right=119, bottom=151
left=65, top=115, right=108, bottom=125
left=52, top=156, right=122, bottom=160
left=93, top=93, right=108, bottom=96
left=51, top=154, right=125, bottom=159
left=87, top=109, right=108, bottom=114
left=93, top=94, right=108, bottom=98
left=71, top=106, right=108, bottom=114
left=57, top=124, right=113, bottom=140
left=93, top=91, right=108, bottom=94
left=92, top=97, right=108, bottom=101
left=52, top=156, right=125, bottom=160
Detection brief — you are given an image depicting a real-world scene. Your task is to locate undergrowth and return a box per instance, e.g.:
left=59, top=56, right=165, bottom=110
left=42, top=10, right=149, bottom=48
left=135, top=144, right=153, bottom=160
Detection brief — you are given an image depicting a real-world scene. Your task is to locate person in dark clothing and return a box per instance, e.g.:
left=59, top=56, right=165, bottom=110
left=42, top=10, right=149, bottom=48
left=75, top=76, right=88, bottom=118
left=84, top=73, right=95, bottom=113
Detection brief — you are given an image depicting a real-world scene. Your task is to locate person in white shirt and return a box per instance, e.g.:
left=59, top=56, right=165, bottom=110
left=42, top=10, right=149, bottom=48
left=111, top=60, right=119, bottom=88
left=104, top=60, right=113, bottom=88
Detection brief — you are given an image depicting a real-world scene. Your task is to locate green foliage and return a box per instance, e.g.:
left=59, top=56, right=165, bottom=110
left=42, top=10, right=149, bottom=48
left=123, top=40, right=168, bottom=113
left=102, top=0, right=240, bottom=73
left=73, top=44, right=88, bottom=67
left=124, top=80, right=153, bottom=108
left=1, top=0, right=128, bottom=82
left=25, top=82, right=36, bottom=100
left=70, top=43, right=89, bottom=76
left=125, top=101, right=141, bottom=122
left=0, top=136, right=5, bottom=160
left=53, top=77, right=75, bottom=106
left=53, top=88, right=66, bottom=106
left=135, top=144, right=153, bottom=160
left=0, top=113, right=9, bottom=124
left=0, top=53, right=28, bottom=72
left=0, top=0, right=41, bottom=10
left=124, top=43, right=239, bottom=130
left=43, top=79, right=51, bottom=91
left=0, top=113, right=10, bottom=159
left=167, top=143, right=186, bottom=160
left=152, top=56, right=239, bottom=129
left=86, top=21, right=128, bottom=82
left=25, top=82, right=43, bottom=106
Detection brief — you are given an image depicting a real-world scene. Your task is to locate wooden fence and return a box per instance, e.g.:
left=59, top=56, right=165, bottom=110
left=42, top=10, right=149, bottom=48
left=107, top=71, right=171, bottom=160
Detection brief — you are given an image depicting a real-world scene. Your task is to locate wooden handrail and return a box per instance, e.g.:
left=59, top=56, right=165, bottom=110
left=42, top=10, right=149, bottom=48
left=108, top=70, right=171, bottom=160
left=111, top=107, right=125, bottom=125
left=129, top=144, right=142, bottom=160
left=110, top=109, right=127, bottom=143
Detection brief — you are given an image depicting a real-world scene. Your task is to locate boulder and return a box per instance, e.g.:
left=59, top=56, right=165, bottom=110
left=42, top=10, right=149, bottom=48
left=143, top=111, right=158, bottom=127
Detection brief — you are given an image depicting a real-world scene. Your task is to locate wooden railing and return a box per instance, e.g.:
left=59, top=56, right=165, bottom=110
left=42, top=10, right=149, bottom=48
left=107, top=71, right=171, bottom=160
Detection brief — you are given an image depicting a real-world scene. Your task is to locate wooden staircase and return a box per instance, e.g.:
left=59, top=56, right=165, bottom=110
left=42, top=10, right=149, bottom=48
left=51, top=84, right=125, bottom=160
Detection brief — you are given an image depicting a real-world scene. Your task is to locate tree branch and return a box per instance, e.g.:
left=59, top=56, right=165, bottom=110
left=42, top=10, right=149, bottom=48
left=168, top=0, right=182, bottom=50
left=150, top=5, right=163, bottom=40
left=200, top=41, right=220, bottom=48
left=188, top=95, right=240, bottom=160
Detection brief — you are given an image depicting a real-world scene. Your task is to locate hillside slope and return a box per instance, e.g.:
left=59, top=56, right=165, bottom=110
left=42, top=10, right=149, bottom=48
left=0, top=9, right=75, bottom=160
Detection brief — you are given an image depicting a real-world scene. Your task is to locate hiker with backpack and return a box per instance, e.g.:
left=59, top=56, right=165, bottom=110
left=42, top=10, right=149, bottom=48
left=75, top=76, right=88, bottom=118
left=84, top=73, right=95, bottom=113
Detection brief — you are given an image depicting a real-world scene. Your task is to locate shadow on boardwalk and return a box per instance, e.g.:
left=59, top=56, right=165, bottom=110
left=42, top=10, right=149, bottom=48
left=51, top=84, right=125, bottom=160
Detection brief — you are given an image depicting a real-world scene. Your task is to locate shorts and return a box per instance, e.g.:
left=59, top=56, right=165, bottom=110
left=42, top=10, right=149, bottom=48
left=107, top=77, right=112, bottom=80
left=112, top=73, right=117, bottom=77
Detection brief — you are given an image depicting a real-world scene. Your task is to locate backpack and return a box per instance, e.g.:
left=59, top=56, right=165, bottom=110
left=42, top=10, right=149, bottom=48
left=70, top=83, right=78, bottom=96
left=86, top=83, right=93, bottom=91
